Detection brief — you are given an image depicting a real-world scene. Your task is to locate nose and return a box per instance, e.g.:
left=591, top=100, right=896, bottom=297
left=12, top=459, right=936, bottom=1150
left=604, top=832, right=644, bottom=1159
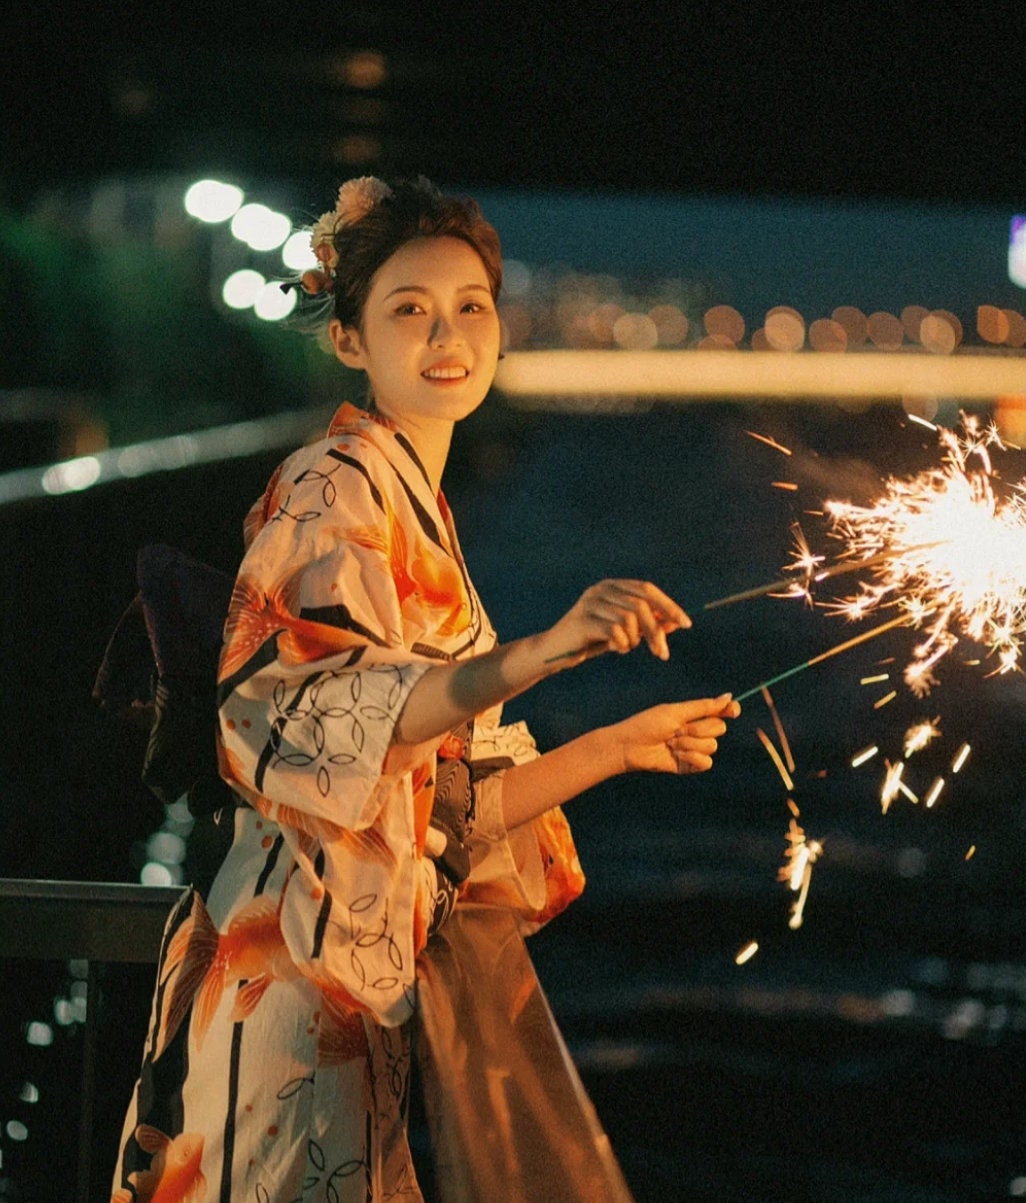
left=429, top=313, right=463, bottom=348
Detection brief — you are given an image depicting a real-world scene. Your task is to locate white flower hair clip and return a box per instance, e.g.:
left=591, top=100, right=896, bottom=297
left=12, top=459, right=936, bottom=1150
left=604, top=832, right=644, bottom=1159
left=301, top=176, right=393, bottom=295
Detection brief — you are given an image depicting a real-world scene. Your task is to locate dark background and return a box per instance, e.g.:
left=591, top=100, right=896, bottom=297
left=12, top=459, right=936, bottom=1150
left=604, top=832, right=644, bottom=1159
left=2, top=4, right=1026, bottom=1201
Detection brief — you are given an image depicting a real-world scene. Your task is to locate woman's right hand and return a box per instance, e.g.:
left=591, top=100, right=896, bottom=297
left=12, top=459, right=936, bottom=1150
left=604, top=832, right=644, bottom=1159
left=539, top=579, right=692, bottom=668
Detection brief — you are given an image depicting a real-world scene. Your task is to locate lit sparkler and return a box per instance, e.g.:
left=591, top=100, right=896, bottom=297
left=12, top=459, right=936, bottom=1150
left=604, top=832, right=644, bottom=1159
left=823, top=417, right=1026, bottom=694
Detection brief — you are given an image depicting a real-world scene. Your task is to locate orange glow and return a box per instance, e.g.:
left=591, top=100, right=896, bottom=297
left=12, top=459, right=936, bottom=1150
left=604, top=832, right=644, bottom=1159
left=764, top=306, right=805, bottom=352
left=867, top=311, right=904, bottom=350
left=735, top=940, right=759, bottom=965
left=920, top=311, right=962, bottom=355
left=977, top=304, right=1010, bottom=344
left=832, top=306, right=868, bottom=346
left=809, top=318, right=847, bottom=352
left=704, top=304, right=746, bottom=344
left=901, top=305, right=929, bottom=343
left=648, top=304, right=689, bottom=346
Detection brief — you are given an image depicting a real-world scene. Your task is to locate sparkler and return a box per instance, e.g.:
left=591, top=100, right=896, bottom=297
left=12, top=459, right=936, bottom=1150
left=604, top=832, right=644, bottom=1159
left=823, top=417, right=1026, bottom=694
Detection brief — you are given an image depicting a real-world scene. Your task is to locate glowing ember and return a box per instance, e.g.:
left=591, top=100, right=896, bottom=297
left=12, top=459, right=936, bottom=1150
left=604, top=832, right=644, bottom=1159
left=746, top=430, right=792, bottom=456
left=850, top=744, right=879, bottom=768
left=951, top=742, right=971, bottom=772
left=778, top=817, right=822, bottom=930
left=924, top=776, right=946, bottom=808
left=824, top=417, right=1026, bottom=695
left=903, top=719, right=941, bottom=757
left=735, top=940, right=759, bottom=965
left=756, top=727, right=795, bottom=792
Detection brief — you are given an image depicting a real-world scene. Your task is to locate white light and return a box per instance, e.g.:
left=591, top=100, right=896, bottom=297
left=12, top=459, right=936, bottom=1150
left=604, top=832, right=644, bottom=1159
left=254, top=281, right=298, bottom=322
left=140, top=861, right=176, bottom=886
left=184, top=179, right=244, bottom=223
left=231, top=203, right=291, bottom=251
left=1010, top=216, right=1026, bottom=289
left=19, top=1082, right=40, bottom=1104
left=41, top=456, right=101, bottom=495
left=54, top=998, right=75, bottom=1027
left=282, top=230, right=316, bottom=271
left=222, top=269, right=266, bottom=310
left=25, top=1021, right=53, bottom=1047
left=147, top=830, right=187, bottom=864
left=5, top=1121, right=28, bottom=1142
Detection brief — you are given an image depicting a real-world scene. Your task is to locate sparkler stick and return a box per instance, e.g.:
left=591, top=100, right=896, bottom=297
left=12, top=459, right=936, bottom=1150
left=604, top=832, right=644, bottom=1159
left=735, top=614, right=910, bottom=702
left=703, top=542, right=946, bottom=610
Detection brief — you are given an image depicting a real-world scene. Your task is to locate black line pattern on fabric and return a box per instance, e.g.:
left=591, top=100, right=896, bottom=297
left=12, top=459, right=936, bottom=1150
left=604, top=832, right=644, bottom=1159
left=389, top=464, right=446, bottom=552
left=257, top=665, right=405, bottom=798
left=299, top=603, right=388, bottom=647
left=324, top=448, right=386, bottom=511
left=347, top=893, right=403, bottom=992
left=216, top=633, right=282, bottom=704
left=393, top=429, right=432, bottom=491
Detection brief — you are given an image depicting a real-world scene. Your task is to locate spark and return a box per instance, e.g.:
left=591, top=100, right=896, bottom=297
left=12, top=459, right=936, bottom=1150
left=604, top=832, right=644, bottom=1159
left=925, top=777, right=946, bottom=808
left=951, top=742, right=971, bottom=773
left=860, top=673, right=889, bottom=684
left=903, top=719, right=941, bottom=757
left=851, top=744, right=879, bottom=768
left=761, top=686, right=796, bottom=771
left=735, top=940, right=759, bottom=965
left=746, top=430, right=793, bottom=456
left=873, top=690, right=897, bottom=709
left=756, top=727, right=795, bottom=792
left=772, top=481, right=799, bottom=491
left=965, top=845, right=976, bottom=860
left=880, top=760, right=908, bottom=814
left=778, top=818, right=822, bottom=930
left=824, top=417, right=1026, bottom=693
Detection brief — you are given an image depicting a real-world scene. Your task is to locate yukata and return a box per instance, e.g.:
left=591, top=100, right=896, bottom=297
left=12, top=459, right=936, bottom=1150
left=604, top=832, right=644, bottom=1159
left=111, top=402, right=585, bottom=1203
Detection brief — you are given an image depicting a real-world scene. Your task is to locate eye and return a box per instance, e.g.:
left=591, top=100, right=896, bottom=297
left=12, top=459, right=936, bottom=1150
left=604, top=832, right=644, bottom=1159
left=394, top=302, right=424, bottom=316
left=461, top=300, right=489, bottom=314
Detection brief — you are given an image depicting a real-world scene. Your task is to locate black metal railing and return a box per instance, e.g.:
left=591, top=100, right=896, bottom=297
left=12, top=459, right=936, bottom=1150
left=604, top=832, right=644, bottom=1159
left=0, top=878, right=182, bottom=1203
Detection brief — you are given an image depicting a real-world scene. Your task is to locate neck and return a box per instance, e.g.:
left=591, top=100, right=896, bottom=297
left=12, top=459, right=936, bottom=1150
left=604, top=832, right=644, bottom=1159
left=378, top=408, right=453, bottom=493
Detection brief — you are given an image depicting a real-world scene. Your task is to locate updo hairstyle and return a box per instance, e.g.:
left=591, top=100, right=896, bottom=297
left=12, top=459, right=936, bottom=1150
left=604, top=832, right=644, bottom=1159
left=330, top=177, right=503, bottom=331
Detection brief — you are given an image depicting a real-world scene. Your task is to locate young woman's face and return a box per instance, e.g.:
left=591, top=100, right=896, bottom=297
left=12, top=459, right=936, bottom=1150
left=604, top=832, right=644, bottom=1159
left=331, top=236, right=501, bottom=428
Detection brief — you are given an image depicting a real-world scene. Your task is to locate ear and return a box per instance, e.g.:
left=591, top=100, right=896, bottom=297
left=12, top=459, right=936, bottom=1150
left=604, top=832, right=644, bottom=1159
left=328, top=319, right=366, bottom=369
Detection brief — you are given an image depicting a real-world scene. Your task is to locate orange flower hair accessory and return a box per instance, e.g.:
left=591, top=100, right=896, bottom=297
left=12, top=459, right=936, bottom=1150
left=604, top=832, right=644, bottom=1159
left=301, top=176, right=393, bottom=295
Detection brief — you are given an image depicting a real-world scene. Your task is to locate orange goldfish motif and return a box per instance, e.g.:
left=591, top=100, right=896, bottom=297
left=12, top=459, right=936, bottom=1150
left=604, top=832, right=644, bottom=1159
left=157, top=892, right=300, bottom=1053
left=219, top=567, right=366, bottom=682
left=111, top=1125, right=205, bottom=1203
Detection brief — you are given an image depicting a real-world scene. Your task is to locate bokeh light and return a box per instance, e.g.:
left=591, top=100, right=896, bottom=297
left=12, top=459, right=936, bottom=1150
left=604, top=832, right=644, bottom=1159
left=183, top=179, right=244, bottom=223
left=222, top=269, right=266, bottom=310
left=254, top=282, right=298, bottom=322
left=704, top=304, right=745, bottom=345
left=230, top=203, right=291, bottom=251
left=764, top=306, right=805, bottom=351
left=281, top=230, right=317, bottom=272
left=867, top=310, right=904, bottom=350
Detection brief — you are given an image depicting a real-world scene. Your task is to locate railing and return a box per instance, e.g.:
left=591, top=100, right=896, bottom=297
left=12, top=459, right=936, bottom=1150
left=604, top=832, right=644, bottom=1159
left=0, top=878, right=183, bottom=1203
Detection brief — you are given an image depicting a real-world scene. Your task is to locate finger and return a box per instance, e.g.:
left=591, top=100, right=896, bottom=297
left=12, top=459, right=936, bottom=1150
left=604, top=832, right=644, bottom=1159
left=670, top=735, right=719, bottom=756
left=674, top=693, right=737, bottom=724
left=607, top=581, right=691, bottom=630
left=672, top=750, right=714, bottom=774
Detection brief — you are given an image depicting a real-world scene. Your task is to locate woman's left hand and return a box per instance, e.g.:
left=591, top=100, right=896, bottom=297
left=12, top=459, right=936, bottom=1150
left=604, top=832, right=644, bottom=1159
left=611, top=693, right=741, bottom=775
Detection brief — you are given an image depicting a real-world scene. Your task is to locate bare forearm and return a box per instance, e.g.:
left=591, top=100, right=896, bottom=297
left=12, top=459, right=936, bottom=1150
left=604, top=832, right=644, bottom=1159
left=393, top=632, right=558, bottom=748
left=500, top=726, right=625, bottom=831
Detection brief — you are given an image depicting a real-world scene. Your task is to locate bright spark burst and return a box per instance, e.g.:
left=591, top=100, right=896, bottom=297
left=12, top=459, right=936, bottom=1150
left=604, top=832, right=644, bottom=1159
left=824, top=417, right=1026, bottom=695
left=778, top=818, right=823, bottom=930
left=903, top=719, right=941, bottom=757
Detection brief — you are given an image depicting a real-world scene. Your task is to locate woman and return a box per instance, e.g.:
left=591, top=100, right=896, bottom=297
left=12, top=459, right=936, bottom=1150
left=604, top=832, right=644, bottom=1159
left=111, top=176, right=740, bottom=1202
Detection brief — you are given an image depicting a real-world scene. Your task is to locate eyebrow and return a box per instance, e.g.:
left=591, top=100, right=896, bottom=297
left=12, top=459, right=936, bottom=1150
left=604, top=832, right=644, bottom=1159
left=382, top=283, right=492, bottom=300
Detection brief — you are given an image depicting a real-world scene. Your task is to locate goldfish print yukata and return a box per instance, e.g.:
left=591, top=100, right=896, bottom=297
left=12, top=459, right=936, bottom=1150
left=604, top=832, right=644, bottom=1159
left=111, top=402, right=584, bottom=1203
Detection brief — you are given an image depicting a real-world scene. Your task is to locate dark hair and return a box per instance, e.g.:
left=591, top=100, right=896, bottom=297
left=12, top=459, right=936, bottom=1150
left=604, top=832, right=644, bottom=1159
left=329, top=176, right=502, bottom=329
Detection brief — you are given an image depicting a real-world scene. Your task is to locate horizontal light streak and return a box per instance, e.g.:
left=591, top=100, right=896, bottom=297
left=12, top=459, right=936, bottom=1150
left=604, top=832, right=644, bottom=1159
left=495, top=349, right=1026, bottom=401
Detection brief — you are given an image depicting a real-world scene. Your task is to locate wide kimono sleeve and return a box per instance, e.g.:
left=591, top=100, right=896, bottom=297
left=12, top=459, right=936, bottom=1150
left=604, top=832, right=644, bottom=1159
left=463, top=704, right=586, bottom=932
left=216, top=433, right=450, bottom=1028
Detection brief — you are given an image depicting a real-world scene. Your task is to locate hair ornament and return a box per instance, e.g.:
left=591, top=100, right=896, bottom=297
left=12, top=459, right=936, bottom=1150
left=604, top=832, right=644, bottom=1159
left=303, top=176, right=394, bottom=294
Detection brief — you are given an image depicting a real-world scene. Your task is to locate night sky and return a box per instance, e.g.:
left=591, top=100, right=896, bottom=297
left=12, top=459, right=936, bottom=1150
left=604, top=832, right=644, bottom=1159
left=5, top=1, right=1024, bottom=205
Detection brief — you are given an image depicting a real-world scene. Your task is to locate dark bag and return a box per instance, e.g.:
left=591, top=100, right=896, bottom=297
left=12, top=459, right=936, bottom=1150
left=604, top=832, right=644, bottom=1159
left=93, top=544, right=235, bottom=816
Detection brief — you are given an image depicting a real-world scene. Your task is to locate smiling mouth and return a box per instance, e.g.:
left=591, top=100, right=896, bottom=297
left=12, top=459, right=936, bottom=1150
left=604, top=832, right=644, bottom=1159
left=422, top=366, right=469, bottom=380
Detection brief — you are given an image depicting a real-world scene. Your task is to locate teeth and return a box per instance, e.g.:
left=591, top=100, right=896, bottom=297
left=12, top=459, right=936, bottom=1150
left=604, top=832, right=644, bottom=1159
left=423, top=367, right=468, bottom=379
